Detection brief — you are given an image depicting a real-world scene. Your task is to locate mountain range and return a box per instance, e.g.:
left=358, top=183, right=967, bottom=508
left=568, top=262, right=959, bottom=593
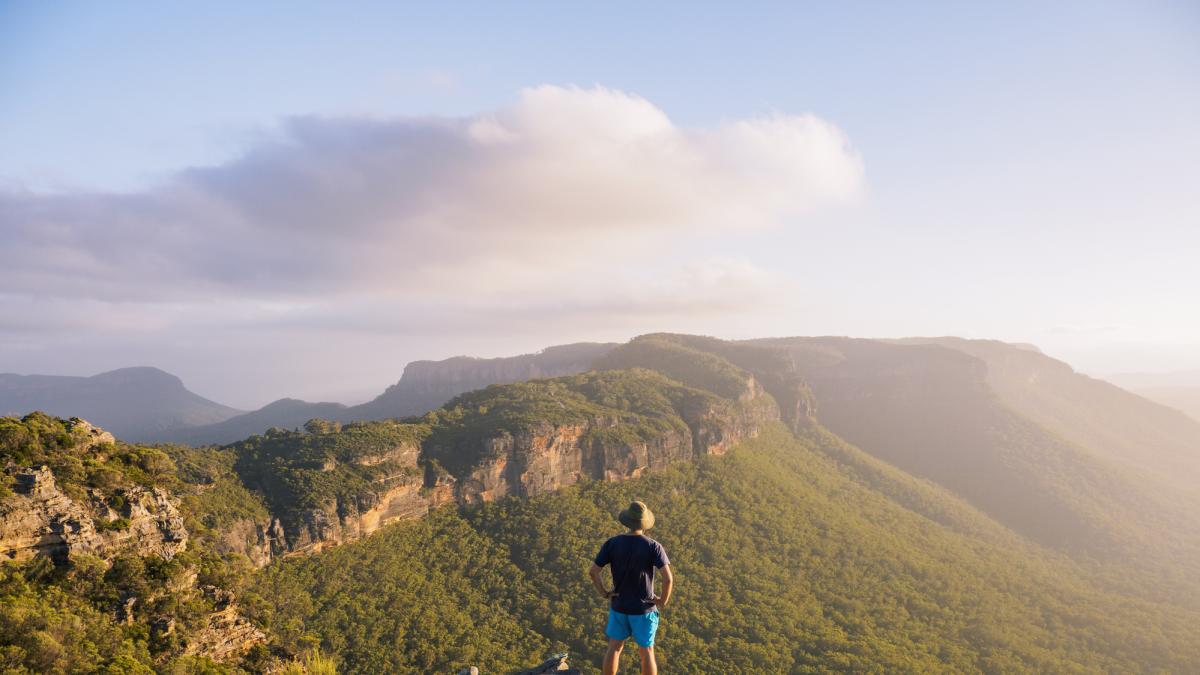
left=1, top=343, right=616, bottom=445
left=3, top=333, right=1198, bottom=672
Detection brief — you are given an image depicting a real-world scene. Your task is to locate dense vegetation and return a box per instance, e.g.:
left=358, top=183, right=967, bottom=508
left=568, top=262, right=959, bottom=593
left=229, top=420, right=428, bottom=534
left=250, top=423, right=1200, bottom=674
left=422, top=369, right=732, bottom=479
left=594, top=335, right=753, bottom=400
left=0, top=413, right=175, bottom=502
left=0, top=413, right=279, bottom=673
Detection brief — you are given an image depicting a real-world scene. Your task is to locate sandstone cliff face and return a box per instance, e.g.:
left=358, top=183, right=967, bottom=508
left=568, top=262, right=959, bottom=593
left=267, top=438, right=433, bottom=555
left=447, top=385, right=779, bottom=506
left=0, top=416, right=268, bottom=666
left=447, top=418, right=691, bottom=504
left=282, top=472, right=430, bottom=556
left=263, top=381, right=778, bottom=555
left=0, top=466, right=187, bottom=563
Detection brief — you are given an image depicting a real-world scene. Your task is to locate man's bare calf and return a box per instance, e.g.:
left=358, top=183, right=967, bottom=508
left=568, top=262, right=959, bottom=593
left=602, top=638, right=657, bottom=675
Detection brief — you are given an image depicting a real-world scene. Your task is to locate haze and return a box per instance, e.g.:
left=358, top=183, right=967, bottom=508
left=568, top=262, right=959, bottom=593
left=2, top=2, right=1198, bottom=408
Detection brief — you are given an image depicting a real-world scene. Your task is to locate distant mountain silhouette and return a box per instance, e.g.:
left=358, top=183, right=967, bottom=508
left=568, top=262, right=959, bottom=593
left=346, top=342, right=618, bottom=421
left=161, top=397, right=349, bottom=446
left=154, top=342, right=618, bottom=445
left=0, top=367, right=242, bottom=442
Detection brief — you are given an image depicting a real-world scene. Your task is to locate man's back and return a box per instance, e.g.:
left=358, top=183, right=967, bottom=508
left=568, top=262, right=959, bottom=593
left=595, top=533, right=670, bottom=615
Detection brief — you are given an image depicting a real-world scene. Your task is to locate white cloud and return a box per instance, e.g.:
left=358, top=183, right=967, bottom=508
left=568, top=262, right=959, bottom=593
left=2, top=85, right=861, bottom=300
left=0, top=85, right=862, bottom=402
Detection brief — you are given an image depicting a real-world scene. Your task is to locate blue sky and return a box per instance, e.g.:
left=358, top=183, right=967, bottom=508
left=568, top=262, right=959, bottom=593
left=2, top=2, right=1198, bottom=407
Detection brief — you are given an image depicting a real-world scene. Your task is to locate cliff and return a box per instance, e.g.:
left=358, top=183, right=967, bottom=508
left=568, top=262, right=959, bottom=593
left=236, top=367, right=778, bottom=556
left=230, top=421, right=434, bottom=556
left=0, top=414, right=267, bottom=668
left=0, top=465, right=187, bottom=563
left=0, top=418, right=188, bottom=563
left=442, top=377, right=776, bottom=505
left=181, top=587, right=268, bottom=662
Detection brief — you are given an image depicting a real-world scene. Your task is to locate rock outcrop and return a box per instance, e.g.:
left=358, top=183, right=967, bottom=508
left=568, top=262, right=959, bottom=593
left=447, top=389, right=777, bottom=506
left=459, top=652, right=581, bottom=675
left=0, top=465, right=187, bottom=563
left=182, top=587, right=267, bottom=662
left=281, top=472, right=432, bottom=556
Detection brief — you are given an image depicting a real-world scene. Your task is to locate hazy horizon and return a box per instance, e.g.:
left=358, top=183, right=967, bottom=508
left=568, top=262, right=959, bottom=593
left=3, top=2, right=1198, bottom=408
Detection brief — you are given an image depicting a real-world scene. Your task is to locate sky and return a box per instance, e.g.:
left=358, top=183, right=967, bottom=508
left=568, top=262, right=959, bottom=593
left=1, top=1, right=1198, bottom=408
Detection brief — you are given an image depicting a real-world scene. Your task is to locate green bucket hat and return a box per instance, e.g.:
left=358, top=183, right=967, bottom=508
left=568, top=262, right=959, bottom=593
left=618, top=501, right=655, bottom=530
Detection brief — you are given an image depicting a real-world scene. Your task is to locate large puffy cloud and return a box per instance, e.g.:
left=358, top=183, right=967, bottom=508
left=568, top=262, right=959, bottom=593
left=1, top=85, right=862, bottom=301
left=0, top=85, right=863, bottom=403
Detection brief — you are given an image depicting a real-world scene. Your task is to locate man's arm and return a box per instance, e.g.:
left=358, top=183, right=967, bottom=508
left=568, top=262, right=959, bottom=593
left=588, top=563, right=615, bottom=600
left=653, top=564, right=673, bottom=609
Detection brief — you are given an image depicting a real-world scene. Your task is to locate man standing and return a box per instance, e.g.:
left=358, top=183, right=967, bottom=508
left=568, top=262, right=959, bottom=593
left=588, top=501, right=674, bottom=675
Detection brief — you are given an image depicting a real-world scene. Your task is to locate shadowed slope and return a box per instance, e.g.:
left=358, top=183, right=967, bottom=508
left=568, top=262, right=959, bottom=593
left=894, top=337, right=1200, bottom=493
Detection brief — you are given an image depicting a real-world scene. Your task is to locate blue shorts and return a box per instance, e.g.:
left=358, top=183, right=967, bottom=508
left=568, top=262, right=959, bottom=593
left=605, top=608, right=660, bottom=647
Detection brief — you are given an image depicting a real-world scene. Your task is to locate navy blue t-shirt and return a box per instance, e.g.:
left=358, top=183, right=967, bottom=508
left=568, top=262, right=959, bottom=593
left=594, top=533, right=670, bottom=615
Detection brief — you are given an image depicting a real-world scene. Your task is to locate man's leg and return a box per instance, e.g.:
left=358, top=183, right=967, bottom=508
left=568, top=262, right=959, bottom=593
left=638, top=646, right=657, bottom=675
left=603, top=639, right=624, bottom=675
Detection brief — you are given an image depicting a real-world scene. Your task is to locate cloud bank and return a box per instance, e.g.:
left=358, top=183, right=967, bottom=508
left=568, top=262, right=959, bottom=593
left=0, top=85, right=863, bottom=403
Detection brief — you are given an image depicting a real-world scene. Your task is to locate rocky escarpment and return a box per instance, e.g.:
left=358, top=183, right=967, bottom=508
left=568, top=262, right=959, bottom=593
left=0, top=417, right=188, bottom=564
left=0, top=461, right=266, bottom=664
left=232, top=425, right=446, bottom=557
left=246, top=368, right=779, bottom=557
left=0, top=465, right=187, bottom=563
left=442, top=380, right=777, bottom=505
left=0, top=415, right=268, bottom=667
left=279, top=469, right=438, bottom=556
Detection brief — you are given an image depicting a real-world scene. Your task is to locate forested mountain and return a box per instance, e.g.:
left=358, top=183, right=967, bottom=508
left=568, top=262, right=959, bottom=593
left=3, top=334, right=1198, bottom=673
left=0, top=368, right=243, bottom=442
left=744, top=336, right=1200, bottom=590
